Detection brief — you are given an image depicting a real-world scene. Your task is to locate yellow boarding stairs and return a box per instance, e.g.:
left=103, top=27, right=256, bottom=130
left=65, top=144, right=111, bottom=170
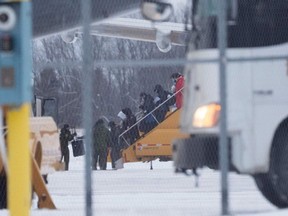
left=117, top=88, right=188, bottom=164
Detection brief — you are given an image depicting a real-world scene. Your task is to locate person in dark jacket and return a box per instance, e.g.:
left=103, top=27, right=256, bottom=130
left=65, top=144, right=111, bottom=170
left=153, top=84, right=172, bottom=122
left=60, top=124, right=76, bottom=171
left=108, top=121, right=121, bottom=169
left=121, top=108, right=140, bottom=145
left=92, top=119, right=111, bottom=170
left=138, top=92, right=157, bottom=134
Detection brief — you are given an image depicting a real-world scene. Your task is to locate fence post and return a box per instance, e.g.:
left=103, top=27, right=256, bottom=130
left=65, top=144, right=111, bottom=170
left=81, top=0, right=93, bottom=215
left=218, top=0, right=229, bottom=215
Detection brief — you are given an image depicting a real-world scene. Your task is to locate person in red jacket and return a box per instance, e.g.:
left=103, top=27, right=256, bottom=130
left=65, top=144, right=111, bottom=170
left=171, top=73, right=185, bottom=109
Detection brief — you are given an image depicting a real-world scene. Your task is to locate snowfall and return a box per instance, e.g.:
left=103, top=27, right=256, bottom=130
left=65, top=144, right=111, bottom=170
left=1, top=149, right=288, bottom=216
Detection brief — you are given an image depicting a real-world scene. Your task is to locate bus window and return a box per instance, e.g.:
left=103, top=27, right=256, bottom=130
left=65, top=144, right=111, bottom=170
left=193, top=0, right=288, bottom=49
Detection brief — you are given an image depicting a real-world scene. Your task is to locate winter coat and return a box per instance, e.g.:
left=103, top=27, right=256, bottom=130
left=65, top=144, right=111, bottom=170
left=154, top=85, right=171, bottom=122
left=93, top=124, right=111, bottom=152
left=175, top=75, right=184, bottom=109
left=154, top=85, right=175, bottom=110
left=60, top=128, right=74, bottom=153
left=110, top=125, right=121, bottom=150
left=121, top=108, right=140, bottom=144
left=139, top=94, right=155, bottom=114
left=139, top=93, right=157, bottom=133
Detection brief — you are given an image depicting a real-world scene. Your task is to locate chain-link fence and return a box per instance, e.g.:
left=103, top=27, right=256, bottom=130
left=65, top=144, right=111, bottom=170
left=1, top=0, right=288, bottom=215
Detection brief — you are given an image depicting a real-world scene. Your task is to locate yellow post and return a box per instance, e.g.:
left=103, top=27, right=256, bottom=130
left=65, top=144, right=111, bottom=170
left=7, top=104, right=31, bottom=216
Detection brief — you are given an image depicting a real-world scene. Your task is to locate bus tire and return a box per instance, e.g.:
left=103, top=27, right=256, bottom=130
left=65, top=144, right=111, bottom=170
left=254, top=124, right=288, bottom=208
left=0, top=175, right=7, bottom=209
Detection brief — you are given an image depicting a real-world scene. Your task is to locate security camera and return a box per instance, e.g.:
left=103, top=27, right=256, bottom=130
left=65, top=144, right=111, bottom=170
left=0, top=5, right=16, bottom=31
left=155, top=29, right=171, bottom=53
left=141, top=1, right=173, bottom=22
left=61, top=31, right=78, bottom=43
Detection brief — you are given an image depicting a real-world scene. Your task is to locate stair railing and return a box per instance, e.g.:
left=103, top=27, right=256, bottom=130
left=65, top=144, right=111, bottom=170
left=118, top=87, right=184, bottom=147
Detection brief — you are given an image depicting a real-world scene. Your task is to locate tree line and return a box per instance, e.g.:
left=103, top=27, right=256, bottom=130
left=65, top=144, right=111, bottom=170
left=32, top=34, right=186, bottom=128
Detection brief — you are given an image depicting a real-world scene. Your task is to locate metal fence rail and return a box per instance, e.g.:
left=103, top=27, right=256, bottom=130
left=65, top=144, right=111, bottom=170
left=1, top=0, right=287, bottom=215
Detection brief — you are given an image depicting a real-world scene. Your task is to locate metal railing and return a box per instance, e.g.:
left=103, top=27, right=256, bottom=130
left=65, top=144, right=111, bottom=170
left=118, top=87, right=184, bottom=147
left=0, top=109, right=8, bottom=173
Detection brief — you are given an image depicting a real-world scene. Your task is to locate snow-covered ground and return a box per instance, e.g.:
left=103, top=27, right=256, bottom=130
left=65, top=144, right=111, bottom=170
left=1, top=150, right=288, bottom=216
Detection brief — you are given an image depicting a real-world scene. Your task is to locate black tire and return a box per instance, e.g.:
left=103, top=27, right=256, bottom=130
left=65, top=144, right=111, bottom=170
left=0, top=175, right=7, bottom=209
left=254, top=124, right=288, bottom=208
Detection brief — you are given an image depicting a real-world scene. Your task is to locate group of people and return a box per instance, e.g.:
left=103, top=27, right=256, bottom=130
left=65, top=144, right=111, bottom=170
left=91, top=119, right=123, bottom=170
left=59, top=121, right=121, bottom=171
left=92, top=72, right=185, bottom=170
left=138, top=72, right=185, bottom=134
left=59, top=73, right=185, bottom=171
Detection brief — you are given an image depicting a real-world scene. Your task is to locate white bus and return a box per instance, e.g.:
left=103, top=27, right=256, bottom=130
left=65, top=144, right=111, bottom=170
left=174, top=0, right=288, bottom=208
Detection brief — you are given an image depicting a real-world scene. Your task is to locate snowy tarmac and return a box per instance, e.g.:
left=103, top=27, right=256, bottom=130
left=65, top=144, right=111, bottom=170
left=1, top=154, right=288, bottom=216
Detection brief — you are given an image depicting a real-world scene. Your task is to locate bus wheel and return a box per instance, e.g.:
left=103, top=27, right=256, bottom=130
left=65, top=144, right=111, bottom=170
left=254, top=126, right=288, bottom=208
left=0, top=175, right=7, bottom=209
